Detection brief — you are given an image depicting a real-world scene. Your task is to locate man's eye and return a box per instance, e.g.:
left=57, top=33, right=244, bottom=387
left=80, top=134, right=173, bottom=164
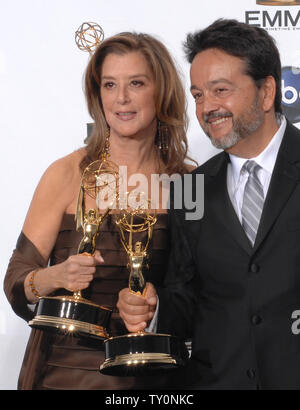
left=193, top=93, right=203, bottom=101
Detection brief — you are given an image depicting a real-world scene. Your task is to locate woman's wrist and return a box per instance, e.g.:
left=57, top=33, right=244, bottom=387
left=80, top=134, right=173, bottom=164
left=24, top=264, right=62, bottom=303
left=28, top=269, right=41, bottom=300
left=25, top=269, right=43, bottom=304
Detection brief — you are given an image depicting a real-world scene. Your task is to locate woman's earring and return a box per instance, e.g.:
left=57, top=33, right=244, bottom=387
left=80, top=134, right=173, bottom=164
left=100, top=126, right=111, bottom=160
left=157, top=121, right=169, bottom=160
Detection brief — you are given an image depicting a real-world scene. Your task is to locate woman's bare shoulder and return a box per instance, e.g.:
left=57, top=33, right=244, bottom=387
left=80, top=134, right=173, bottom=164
left=33, top=148, right=88, bottom=211
left=45, top=148, right=85, bottom=182
left=22, top=148, right=86, bottom=259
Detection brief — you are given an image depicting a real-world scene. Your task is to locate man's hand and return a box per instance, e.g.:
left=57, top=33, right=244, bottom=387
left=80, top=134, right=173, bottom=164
left=117, top=282, right=158, bottom=332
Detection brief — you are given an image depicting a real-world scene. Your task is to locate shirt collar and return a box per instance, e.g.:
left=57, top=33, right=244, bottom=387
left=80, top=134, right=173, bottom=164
left=229, top=115, right=287, bottom=186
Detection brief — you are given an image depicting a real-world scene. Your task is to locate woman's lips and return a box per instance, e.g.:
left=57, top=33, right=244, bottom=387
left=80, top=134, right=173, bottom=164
left=116, top=111, right=137, bottom=121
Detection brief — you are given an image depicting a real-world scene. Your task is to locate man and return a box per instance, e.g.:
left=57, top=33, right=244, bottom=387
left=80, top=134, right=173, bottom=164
left=117, top=19, right=300, bottom=389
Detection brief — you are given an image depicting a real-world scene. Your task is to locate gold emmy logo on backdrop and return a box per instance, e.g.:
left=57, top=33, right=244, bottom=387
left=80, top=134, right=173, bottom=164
left=75, top=22, right=104, bottom=55
left=100, top=194, right=189, bottom=376
left=29, top=158, right=119, bottom=338
left=257, top=0, right=300, bottom=5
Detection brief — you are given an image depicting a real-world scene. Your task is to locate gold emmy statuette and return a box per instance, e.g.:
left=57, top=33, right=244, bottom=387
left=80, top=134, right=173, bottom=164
left=100, top=200, right=189, bottom=375
left=29, top=159, right=119, bottom=338
left=257, top=0, right=300, bottom=5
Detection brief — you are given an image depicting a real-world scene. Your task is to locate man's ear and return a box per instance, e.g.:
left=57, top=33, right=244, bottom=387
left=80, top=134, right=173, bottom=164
left=260, top=75, right=276, bottom=112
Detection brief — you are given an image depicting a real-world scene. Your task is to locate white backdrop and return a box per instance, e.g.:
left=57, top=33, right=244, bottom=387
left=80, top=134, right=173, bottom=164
left=1, top=0, right=299, bottom=389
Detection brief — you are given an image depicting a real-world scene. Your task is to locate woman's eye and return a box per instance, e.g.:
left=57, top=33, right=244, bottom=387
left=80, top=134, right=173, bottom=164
left=131, top=80, right=144, bottom=87
left=103, top=82, right=115, bottom=89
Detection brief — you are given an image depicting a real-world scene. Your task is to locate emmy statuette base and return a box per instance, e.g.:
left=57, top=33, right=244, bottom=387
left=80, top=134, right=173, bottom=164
left=100, top=332, right=189, bottom=376
left=29, top=295, right=111, bottom=339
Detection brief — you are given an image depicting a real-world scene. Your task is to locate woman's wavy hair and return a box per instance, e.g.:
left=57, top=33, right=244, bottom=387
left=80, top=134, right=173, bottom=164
left=81, top=32, right=195, bottom=175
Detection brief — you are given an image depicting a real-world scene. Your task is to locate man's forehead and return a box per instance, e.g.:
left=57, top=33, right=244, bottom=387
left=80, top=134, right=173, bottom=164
left=190, top=78, right=234, bottom=92
left=191, top=49, right=246, bottom=71
left=190, top=50, right=248, bottom=86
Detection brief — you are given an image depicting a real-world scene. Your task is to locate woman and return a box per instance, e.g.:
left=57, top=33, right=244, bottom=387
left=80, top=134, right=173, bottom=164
left=4, top=32, right=194, bottom=390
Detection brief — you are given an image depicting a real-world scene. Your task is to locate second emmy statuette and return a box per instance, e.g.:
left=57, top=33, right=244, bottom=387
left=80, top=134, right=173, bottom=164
left=100, top=204, right=188, bottom=375
left=29, top=159, right=119, bottom=338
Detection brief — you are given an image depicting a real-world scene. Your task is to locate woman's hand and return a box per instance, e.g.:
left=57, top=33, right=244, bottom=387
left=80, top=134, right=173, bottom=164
left=56, top=250, right=104, bottom=292
left=24, top=250, right=104, bottom=303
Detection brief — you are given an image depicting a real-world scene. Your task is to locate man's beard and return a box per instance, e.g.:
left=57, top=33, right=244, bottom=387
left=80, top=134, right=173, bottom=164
left=202, top=95, right=264, bottom=150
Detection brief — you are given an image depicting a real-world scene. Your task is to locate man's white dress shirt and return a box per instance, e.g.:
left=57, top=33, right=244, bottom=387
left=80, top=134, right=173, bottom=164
left=227, top=116, right=286, bottom=221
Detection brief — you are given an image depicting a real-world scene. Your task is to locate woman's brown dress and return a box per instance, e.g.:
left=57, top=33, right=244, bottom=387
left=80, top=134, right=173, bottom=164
left=4, top=213, right=171, bottom=390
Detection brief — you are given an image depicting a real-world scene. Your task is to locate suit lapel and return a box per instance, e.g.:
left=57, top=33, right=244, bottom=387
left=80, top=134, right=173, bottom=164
left=192, top=122, right=300, bottom=255
left=206, top=152, right=253, bottom=255
left=254, top=122, right=300, bottom=252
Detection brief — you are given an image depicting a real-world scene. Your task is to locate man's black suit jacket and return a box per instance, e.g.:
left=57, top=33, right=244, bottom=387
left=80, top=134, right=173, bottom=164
left=158, top=121, right=300, bottom=389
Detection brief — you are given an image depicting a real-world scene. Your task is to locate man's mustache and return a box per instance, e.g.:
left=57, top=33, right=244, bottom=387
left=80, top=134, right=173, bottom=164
left=203, top=112, right=233, bottom=123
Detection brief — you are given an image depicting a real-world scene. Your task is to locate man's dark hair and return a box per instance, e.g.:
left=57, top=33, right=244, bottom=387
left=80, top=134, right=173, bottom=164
left=184, top=19, right=282, bottom=113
